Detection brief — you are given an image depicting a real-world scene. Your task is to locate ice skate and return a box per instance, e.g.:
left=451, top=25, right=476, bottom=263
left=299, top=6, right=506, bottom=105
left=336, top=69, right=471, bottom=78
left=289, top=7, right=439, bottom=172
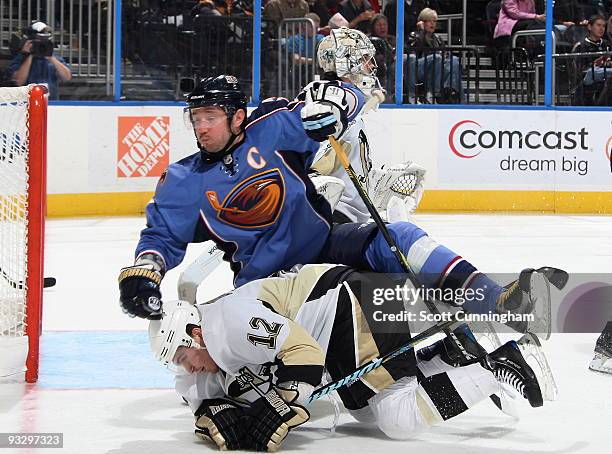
left=488, top=334, right=555, bottom=408
left=496, top=269, right=551, bottom=340
left=589, top=322, right=612, bottom=374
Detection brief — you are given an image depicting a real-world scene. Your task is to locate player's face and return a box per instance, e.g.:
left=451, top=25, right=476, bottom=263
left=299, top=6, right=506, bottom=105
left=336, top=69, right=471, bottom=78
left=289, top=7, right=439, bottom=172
left=362, top=55, right=376, bottom=75
left=191, top=106, right=231, bottom=152
left=173, top=345, right=219, bottom=374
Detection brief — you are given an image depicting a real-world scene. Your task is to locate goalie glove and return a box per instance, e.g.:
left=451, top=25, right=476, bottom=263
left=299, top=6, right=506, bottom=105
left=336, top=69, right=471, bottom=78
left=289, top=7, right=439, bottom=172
left=194, top=398, right=249, bottom=451
left=300, top=80, right=349, bottom=142
left=369, top=162, right=426, bottom=221
left=246, top=385, right=310, bottom=452
left=118, top=253, right=164, bottom=320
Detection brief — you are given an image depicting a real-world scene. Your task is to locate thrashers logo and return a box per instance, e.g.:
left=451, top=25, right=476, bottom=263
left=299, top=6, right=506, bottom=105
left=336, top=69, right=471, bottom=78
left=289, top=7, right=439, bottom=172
left=207, top=168, right=285, bottom=228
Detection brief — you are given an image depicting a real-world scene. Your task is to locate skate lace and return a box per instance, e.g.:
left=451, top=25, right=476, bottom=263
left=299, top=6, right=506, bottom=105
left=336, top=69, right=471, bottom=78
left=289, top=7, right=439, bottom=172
left=497, top=281, right=519, bottom=310
left=495, top=367, right=525, bottom=397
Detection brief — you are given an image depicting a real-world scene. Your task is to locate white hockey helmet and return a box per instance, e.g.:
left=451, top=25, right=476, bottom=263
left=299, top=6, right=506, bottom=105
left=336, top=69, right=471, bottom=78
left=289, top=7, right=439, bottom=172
left=148, top=300, right=201, bottom=365
left=317, top=27, right=379, bottom=93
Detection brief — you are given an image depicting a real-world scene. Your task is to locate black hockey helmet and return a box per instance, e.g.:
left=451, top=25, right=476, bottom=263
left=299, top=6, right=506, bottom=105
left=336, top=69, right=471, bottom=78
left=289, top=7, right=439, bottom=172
left=186, top=75, right=247, bottom=114
left=184, top=75, right=248, bottom=161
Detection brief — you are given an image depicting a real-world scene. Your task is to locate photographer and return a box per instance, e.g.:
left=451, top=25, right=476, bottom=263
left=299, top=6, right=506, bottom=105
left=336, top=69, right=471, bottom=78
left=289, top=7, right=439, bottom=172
left=8, top=21, right=71, bottom=100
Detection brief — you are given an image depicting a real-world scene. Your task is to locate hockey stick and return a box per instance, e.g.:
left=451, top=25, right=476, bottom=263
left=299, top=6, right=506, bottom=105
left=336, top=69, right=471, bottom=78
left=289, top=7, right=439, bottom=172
left=238, top=315, right=461, bottom=405
left=305, top=315, right=460, bottom=403
left=328, top=136, right=474, bottom=362
left=177, top=244, right=224, bottom=304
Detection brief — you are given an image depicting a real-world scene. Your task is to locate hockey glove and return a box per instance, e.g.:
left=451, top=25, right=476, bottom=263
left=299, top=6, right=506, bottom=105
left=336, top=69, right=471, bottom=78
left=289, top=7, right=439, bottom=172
left=369, top=162, right=426, bottom=220
left=195, top=398, right=249, bottom=451
left=300, top=81, right=349, bottom=142
left=246, top=385, right=310, bottom=452
left=118, top=253, right=164, bottom=320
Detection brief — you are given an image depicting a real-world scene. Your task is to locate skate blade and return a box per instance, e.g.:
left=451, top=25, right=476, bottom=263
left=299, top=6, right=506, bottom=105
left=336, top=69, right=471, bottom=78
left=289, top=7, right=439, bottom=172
left=517, top=332, right=558, bottom=401
left=491, top=385, right=521, bottom=419
left=469, top=321, right=502, bottom=352
left=589, top=352, right=612, bottom=374
left=527, top=272, right=552, bottom=341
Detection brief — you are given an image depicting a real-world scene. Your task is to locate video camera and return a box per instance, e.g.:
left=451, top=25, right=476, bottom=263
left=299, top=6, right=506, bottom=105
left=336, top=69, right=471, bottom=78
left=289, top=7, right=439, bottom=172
left=31, top=38, right=54, bottom=57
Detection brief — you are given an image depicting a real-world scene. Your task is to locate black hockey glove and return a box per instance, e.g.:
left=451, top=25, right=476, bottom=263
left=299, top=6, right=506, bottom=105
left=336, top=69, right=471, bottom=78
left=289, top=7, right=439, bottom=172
left=245, top=385, right=310, bottom=452
left=118, top=254, right=164, bottom=320
left=194, top=398, right=249, bottom=451
left=300, top=81, right=349, bottom=142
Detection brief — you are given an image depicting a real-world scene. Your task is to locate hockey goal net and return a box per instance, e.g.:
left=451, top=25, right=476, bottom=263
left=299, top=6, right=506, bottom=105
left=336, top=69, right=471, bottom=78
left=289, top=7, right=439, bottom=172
left=0, top=85, right=47, bottom=383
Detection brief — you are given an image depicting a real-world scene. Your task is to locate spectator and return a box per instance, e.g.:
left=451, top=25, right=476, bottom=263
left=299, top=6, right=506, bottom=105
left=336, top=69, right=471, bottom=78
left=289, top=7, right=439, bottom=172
left=8, top=21, right=71, bottom=100
left=493, top=0, right=577, bottom=52
left=310, top=0, right=341, bottom=26
left=493, top=0, right=546, bottom=43
left=368, top=13, right=396, bottom=94
left=264, top=0, right=310, bottom=27
left=383, top=0, right=440, bottom=40
left=370, top=12, right=395, bottom=46
left=571, top=14, right=612, bottom=101
left=405, top=8, right=463, bottom=103
left=338, top=0, right=375, bottom=33
left=329, top=11, right=350, bottom=28
left=190, top=0, right=229, bottom=18
left=286, top=12, right=325, bottom=63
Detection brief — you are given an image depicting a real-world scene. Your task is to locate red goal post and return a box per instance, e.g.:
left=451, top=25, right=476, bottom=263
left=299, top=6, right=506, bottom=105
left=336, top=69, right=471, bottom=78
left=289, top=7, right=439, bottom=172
left=0, top=85, right=47, bottom=383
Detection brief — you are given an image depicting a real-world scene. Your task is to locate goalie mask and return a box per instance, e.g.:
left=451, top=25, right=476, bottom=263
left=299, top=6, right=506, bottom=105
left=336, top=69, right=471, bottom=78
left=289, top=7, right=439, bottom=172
left=317, top=27, right=380, bottom=94
left=149, top=300, right=201, bottom=366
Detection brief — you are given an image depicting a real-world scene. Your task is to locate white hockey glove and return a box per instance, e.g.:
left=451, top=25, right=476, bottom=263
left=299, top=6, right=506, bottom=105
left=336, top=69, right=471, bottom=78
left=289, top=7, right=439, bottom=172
left=369, top=162, right=426, bottom=222
left=300, top=81, right=350, bottom=142
left=309, top=173, right=345, bottom=212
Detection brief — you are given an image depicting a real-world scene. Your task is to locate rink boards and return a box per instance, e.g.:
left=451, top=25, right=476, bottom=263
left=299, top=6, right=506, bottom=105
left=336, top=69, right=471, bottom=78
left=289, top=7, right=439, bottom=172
left=43, top=105, right=612, bottom=216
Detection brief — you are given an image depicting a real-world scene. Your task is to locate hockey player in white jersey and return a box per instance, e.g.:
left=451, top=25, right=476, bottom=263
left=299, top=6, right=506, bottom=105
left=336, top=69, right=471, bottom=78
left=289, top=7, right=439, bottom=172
left=302, top=27, right=426, bottom=224
left=150, top=265, right=556, bottom=451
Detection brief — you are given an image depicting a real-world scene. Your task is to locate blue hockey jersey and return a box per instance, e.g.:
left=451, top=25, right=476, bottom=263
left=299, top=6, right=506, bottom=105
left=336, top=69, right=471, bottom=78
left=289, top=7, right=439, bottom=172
left=136, top=85, right=365, bottom=287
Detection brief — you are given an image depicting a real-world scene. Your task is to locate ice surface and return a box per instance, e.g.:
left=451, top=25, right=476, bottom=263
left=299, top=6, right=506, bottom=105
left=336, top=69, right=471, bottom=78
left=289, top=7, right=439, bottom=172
left=1, top=214, right=610, bottom=453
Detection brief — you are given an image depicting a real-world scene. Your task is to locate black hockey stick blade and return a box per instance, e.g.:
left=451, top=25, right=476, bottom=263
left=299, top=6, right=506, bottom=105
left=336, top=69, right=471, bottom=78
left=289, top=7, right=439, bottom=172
left=535, top=267, right=569, bottom=290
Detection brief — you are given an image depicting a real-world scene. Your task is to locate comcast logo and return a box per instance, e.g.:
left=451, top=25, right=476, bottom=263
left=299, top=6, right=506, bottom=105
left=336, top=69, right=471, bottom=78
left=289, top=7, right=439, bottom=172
left=448, top=120, right=482, bottom=158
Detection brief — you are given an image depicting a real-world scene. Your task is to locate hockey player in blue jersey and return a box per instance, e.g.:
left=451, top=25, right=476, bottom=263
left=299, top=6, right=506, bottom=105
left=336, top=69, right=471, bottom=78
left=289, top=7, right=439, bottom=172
left=117, top=71, right=552, bottom=341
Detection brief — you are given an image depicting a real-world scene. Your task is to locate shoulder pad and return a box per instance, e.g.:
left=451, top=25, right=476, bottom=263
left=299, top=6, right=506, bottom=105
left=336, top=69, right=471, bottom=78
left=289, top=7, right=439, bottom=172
left=248, top=97, right=291, bottom=123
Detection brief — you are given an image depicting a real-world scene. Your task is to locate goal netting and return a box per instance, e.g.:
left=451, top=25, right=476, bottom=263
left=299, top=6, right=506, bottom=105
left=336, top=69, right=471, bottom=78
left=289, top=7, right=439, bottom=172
left=0, top=85, right=47, bottom=382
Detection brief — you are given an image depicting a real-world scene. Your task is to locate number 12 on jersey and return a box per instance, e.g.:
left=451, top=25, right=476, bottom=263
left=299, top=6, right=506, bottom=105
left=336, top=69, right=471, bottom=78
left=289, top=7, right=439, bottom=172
left=247, top=317, right=283, bottom=349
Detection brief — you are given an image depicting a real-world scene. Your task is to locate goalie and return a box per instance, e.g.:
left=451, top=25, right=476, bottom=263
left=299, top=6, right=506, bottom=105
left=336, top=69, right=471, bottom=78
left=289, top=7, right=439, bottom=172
left=149, top=264, right=556, bottom=451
